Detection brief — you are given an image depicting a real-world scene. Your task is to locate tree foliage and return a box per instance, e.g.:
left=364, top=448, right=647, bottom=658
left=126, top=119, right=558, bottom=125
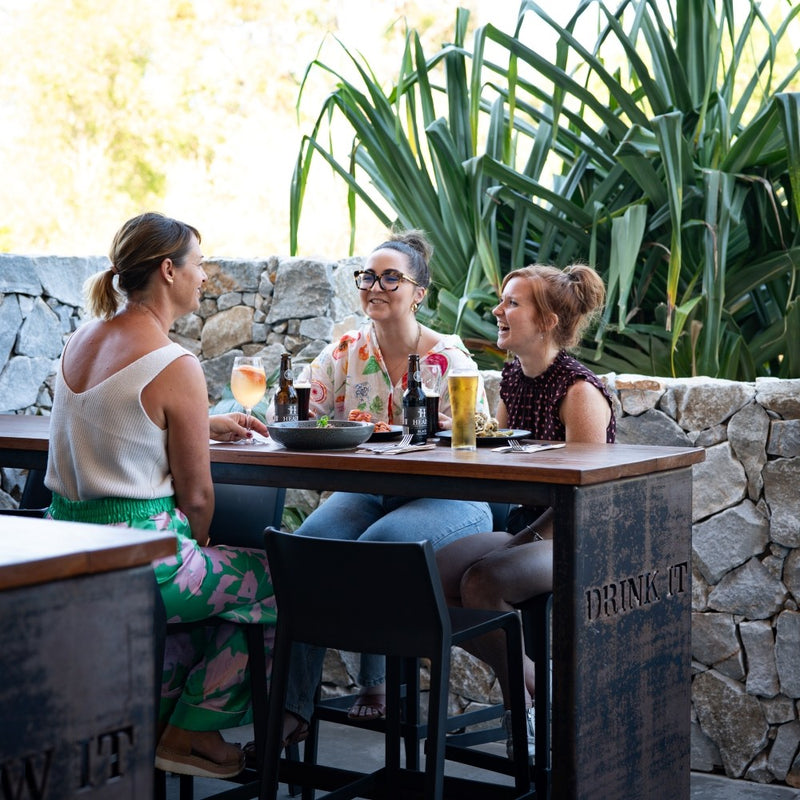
left=290, top=0, right=800, bottom=379
left=0, top=0, right=481, bottom=256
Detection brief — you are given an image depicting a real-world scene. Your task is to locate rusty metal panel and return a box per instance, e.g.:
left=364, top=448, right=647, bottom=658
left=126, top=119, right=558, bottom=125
left=0, top=565, right=157, bottom=799
left=552, top=468, right=692, bottom=800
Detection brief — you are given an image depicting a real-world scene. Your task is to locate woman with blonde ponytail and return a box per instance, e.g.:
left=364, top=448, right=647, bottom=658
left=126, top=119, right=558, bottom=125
left=436, top=262, right=616, bottom=762
left=45, top=212, right=276, bottom=779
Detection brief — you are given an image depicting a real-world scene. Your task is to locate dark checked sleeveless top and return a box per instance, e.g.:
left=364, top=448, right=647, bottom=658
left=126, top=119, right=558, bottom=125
left=499, top=350, right=616, bottom=443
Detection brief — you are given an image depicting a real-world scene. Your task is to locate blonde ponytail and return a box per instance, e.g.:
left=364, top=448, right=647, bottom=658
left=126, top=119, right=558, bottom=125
left=83, top=268, right=122, bottom=320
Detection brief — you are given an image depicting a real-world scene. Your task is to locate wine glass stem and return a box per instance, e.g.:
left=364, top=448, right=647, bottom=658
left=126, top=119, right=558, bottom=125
left=244, top=408, right=253, bottom=443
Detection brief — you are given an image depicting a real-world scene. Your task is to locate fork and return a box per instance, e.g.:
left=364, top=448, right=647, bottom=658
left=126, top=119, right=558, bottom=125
left=507, top=438, right=525, bottom=451
left=361, top=433, right=414, bottom=453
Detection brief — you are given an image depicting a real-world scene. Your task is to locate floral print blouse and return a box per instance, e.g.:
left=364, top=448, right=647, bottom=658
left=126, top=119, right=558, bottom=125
left=308, top=322, right=489, bottom=425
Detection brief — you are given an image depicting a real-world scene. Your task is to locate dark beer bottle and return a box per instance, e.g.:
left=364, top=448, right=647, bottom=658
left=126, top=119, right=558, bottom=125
left=274, top=353, right=299, bottom=422
left=402, top=353, right=428, bottom=444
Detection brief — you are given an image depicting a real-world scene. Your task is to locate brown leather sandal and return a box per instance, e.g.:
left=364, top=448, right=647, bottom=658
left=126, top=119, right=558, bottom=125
left=155, top=743, right=245, bottom=779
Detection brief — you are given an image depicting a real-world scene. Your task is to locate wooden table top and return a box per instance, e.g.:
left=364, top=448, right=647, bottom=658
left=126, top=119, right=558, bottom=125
left=0, top=515, right=174, bottom=591
left=0, top=413, right=704, bottom=487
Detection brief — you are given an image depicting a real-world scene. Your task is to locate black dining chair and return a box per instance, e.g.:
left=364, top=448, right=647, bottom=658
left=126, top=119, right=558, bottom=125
left=154, top=481, right=285, bottom=800
left=300, top=501, right=552, bottom=799
left=260, top=528, right=534, bottom=800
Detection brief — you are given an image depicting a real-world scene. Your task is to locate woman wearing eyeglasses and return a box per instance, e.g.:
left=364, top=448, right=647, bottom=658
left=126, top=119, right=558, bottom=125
left=280, top=229, right=493, bottom=744
left=306, top=230, right=490, bottom=426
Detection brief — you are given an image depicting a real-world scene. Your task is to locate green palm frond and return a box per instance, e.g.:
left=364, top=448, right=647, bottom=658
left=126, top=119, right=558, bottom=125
left=291, top=0, right=800, bottom=378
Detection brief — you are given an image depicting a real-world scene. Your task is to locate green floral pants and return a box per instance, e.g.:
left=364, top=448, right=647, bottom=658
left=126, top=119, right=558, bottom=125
left=48, top=493, right=277, bottom=732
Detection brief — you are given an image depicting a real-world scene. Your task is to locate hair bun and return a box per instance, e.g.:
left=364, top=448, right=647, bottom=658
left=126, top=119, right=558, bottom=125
left=390, top=228, right=433, bottom=264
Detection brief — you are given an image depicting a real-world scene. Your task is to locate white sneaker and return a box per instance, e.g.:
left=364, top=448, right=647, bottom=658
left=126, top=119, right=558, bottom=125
left=502, top=707, right=535, bottom=761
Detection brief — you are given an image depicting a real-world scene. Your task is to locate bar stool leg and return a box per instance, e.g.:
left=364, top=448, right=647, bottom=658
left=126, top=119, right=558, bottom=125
left=523, top=593, right=552, bottom=800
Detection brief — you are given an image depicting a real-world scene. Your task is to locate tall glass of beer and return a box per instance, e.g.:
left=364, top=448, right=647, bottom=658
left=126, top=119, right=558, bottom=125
left=448, top=368, right=478, bottom=450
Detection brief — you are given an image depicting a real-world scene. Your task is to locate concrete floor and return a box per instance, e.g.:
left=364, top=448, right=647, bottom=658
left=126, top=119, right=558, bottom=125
left=162, top=722, right=800, bottom=799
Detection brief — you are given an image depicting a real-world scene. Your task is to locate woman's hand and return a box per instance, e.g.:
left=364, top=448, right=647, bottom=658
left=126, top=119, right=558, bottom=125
left=209, top=412, right=269, bottom=442
left=437, top=412, right=452, bottom=431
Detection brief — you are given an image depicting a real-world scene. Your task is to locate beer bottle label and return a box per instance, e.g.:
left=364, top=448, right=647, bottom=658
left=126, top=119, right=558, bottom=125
left=283, top=368, right=294, bottom=382
left=275, top=402, right=299, bottom=422
left=403, top=406, right=427, bottom=444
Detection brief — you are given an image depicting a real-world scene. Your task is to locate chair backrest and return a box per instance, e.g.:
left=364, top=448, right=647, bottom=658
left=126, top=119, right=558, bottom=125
left=209, top=484, right=285, bottom=548
left=20, top=469, right=52, bottom=510
left=264, top=529, right=450, bottom=657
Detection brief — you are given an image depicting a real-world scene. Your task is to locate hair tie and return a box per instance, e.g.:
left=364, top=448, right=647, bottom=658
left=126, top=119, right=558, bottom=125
left=109, top=264, right=119, bottom=275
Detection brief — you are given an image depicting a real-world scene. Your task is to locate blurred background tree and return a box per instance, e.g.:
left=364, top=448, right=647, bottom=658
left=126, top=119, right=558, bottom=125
left=0, top=0, right=500, bottom=257
left=290, top=0, right=800, bottom=379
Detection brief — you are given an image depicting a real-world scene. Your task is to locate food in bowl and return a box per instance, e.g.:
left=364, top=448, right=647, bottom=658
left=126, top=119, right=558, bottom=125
left=267, top=419, right=374, bottom=450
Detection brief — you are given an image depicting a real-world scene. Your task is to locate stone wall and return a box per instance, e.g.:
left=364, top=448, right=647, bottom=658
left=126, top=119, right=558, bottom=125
left=2, top=255, right=800, bottom=787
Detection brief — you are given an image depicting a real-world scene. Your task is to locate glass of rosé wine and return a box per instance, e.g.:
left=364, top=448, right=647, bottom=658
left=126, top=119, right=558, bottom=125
left=230, top=356, right=266, bottom=444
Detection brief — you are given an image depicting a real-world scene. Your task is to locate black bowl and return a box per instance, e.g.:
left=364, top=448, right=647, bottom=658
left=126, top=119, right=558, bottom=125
left=267, top=420, right=375, bottom=451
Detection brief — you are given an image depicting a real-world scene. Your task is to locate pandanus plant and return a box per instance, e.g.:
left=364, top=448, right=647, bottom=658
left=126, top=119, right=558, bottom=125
left=290, top=0, right=800, bottom=378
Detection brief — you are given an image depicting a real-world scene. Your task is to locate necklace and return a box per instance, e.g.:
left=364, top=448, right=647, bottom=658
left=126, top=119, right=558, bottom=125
left=372, top=321, right=423, bottom=380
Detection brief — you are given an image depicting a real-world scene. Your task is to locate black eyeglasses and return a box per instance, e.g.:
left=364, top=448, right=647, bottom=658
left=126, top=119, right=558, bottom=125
left=353, top=269, right=421, bottom=292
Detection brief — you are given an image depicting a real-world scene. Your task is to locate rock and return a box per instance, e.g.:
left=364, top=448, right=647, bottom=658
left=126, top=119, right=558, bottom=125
left=200, top=306, right=255, bottom=359
left=757, top=378, right=800, bottom=418
left=693, top=669, right=769, bottom=778
left=173, top=312, right=203, bottom=340
left=762, top=695, right=796, bottom=725
left=745, top=750, right=773, bottom=783
left=34, top=256, right=105, bottom=307
left=693, top=500, right=769, bottom=584
left=16, top=298, right=65, bottom=358
left=0, top=253, right=42, bottom=296
left=692, top=442, right=748, bottom=523
left=776, top=611, right=800, bottom=697
left=0, top=295, right=23, bottom=367
left=768, top=420, right=800, bottom=458
left=692, top=423, right=728, bottom=447
left=783, top=549, right=800, bottom=604
left=660, top=377, right=754, bottom=431
left=763, top=459, right=800, bottom=548
left=204, top=259, right=268, bottom=295
left=615, top=407, right=692, bottom=446
left=217, top=291, right=243, bottom=311
left=692, top=612, right=739, bottom=666
left=691, top=719, right=722, bottom=772
left=614, top=373, right=666, bottom=415
left=267, top=258, right=334, bottom=323
left=740, top=620, right=779, bottom=698
left=0, top=356, right=55, bottom=413
left=450, top=647, right=502, bottom=706
left=728, top=402, right=769, bottom=499
left=707, top=558, right=787, bottom=619
left=299, top=316, right=335, bottom=342
left=787, top=750, right=800, bottom=788
left=768, top=720, right=800, bottom=781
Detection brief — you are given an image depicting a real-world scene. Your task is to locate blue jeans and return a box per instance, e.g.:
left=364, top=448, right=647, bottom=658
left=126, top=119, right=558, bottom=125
left=284, top=493, right=492, bottom=722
